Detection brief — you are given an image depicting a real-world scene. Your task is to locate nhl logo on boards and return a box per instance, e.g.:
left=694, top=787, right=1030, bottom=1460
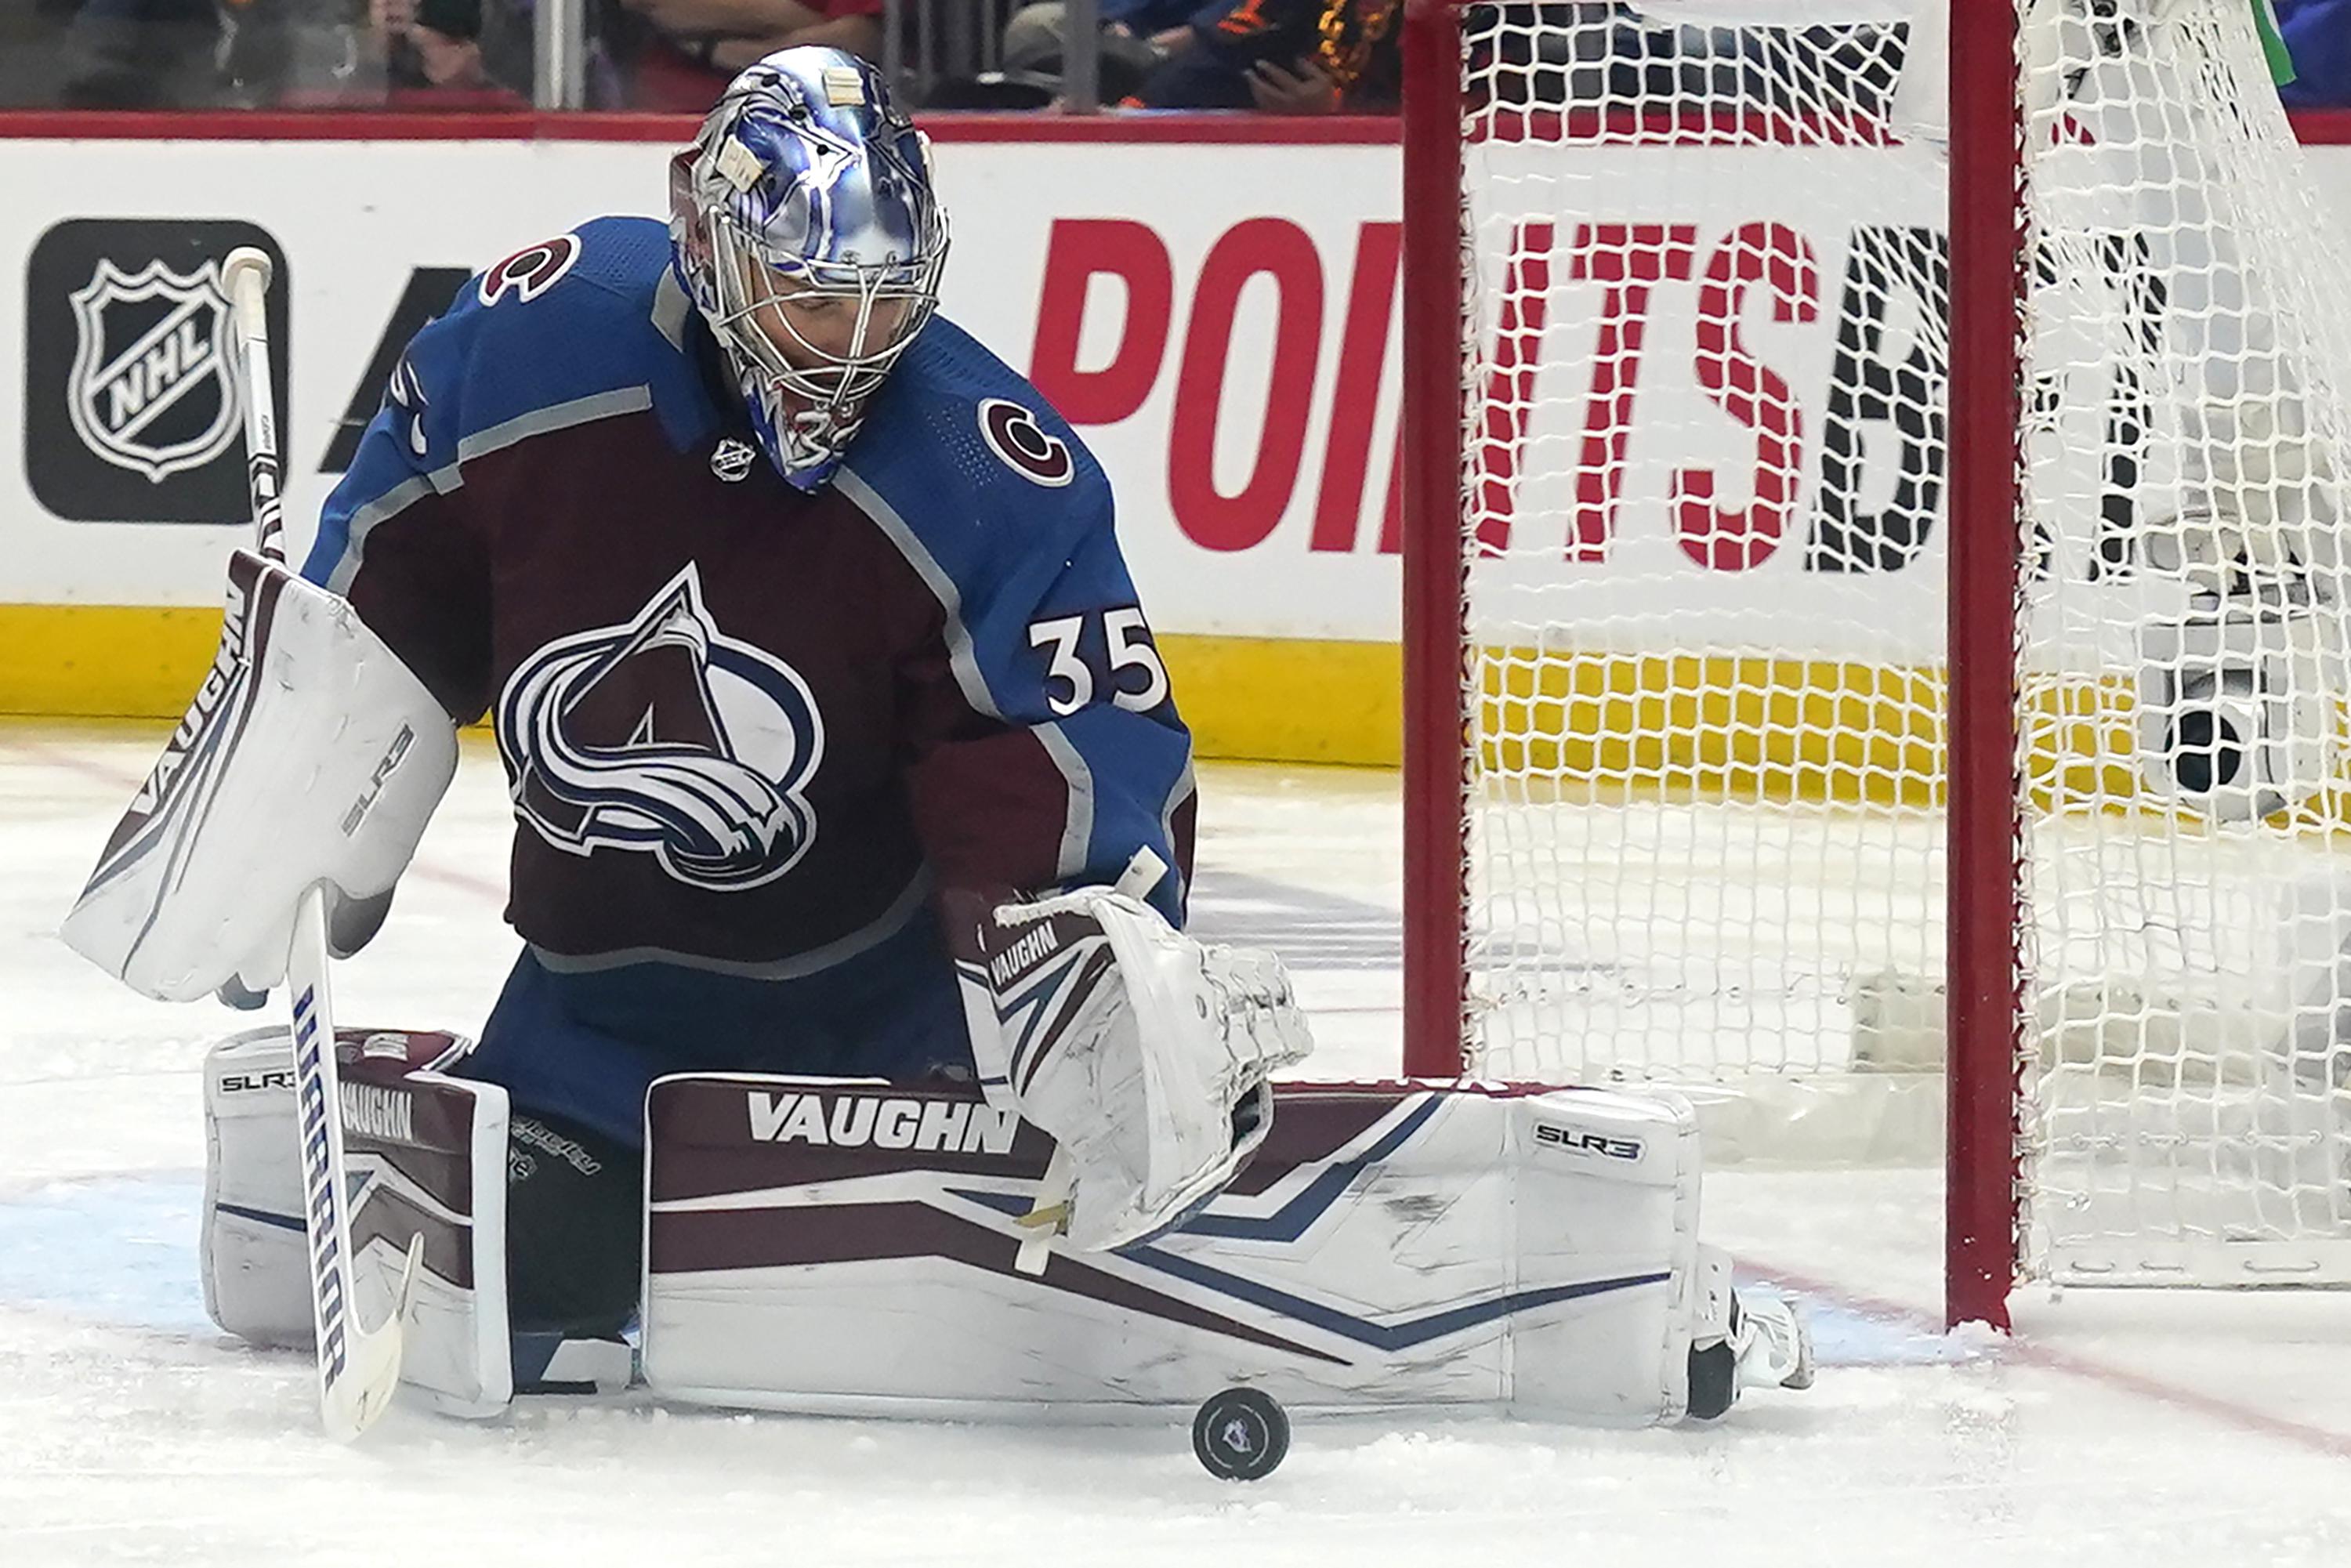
left=25, top=219, right=289, bottom=524
left=65, top=258, right=237, bottom=483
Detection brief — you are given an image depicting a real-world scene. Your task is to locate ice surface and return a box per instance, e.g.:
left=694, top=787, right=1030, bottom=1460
left=5, top=722, right=2350, bottom=1567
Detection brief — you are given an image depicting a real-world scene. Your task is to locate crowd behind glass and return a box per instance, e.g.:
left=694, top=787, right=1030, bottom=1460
left=0, top=2, right=2342, bottom=119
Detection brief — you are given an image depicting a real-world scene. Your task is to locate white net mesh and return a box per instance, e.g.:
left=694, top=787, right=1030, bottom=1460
left=1454, top=0, right=2351, bottom=1282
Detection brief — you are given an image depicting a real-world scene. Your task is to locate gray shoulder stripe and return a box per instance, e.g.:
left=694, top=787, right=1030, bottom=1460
left=838, top=463, right=1096, bottom=882
left=322, top=469, right=447, bottom=595
left=456, top=386, right=653, bottom=465
left=835, top=465, right=1002, bottom=719
left=322, top=386, right=651, bottom=594
left=650, top=269, right=692, bottom=352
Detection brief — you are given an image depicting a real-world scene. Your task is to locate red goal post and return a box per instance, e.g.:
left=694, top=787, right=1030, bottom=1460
left=1399, top=0, right=2351, bottom=1331
left=1941, top=0, right=2030, bottom=1333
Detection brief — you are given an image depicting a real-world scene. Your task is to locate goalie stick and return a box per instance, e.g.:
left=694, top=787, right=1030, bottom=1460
left=220, top=247, right=422, bottom=1441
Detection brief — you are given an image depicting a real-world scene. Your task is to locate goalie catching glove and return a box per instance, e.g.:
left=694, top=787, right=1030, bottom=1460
left=959, top=849, right=1313, bottom=1254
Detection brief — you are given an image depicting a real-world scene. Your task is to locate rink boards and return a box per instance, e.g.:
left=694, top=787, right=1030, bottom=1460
left=0, top=114, right=2349, bottom=770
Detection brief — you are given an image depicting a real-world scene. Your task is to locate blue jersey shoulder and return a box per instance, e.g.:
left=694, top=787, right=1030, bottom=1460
left=839, top=317, right=1114, bottom=592
left=394, top=215, right=698, bottom=465
left=302, top=216, right=706, bottom=588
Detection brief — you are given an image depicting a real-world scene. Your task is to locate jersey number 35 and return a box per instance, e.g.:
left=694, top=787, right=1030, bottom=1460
left=1028, top=608, right=1169, bottom=717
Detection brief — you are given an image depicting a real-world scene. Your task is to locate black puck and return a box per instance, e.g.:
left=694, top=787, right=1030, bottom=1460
left=1192, top=1386, right=1289, bottom=1480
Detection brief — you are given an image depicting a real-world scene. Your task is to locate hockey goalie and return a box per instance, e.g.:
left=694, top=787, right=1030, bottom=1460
left=60, top=49, right=1809, bottom=1432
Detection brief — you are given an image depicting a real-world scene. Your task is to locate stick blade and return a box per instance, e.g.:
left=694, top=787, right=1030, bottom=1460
left=321, top=1233, right=423, bottom=1442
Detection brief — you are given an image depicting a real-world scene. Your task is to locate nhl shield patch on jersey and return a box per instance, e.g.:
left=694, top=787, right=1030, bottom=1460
left=710, top=437, right=759, bottom=482
left=24, top=219, right=289, bottom=524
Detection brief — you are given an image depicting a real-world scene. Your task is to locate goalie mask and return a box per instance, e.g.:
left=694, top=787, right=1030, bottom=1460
left=668, top=48, right=949, bottom=491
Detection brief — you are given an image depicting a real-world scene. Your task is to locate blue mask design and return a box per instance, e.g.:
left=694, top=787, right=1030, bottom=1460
left=668, top=48, right=950, bottom=490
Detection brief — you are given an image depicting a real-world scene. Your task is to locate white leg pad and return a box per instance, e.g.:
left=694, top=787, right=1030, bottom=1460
left=201, top=1026, right=513, bottom=1418
left=203, top=1027, right=319, bottom=1346
left=346, top=1070, right=513, bottom=1419
left=641, top=1076, right=1709, bottom=1425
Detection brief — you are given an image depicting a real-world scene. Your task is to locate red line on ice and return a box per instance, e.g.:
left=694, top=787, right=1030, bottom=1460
left=1740, top=1252, right=2351, bottom=1463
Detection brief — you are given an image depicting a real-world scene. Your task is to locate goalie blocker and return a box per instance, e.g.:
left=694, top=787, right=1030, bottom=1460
left=59, top=549, right=457, bottom=1002
left=205, top=1041, right=1810, bottom=1425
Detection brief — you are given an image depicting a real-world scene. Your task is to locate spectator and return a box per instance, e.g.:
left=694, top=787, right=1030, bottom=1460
left=607, top=0, right=884, bottom=111
left=56, top=0, right=221, bottom=107
left=1126, top=0, right=1398, bottom=111
left=0, top=2, right=79, bottom=107
left=371, top=0, right=531, bottom=103
left=995, top=0, right=1194, bottom=104
left=2278, top=0, right=2351, bottom=108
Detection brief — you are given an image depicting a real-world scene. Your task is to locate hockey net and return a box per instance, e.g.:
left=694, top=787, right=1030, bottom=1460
left=1400, top=0, right=2351, bottom=1318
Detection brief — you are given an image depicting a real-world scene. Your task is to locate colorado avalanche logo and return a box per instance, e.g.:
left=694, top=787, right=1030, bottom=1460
left=498, top=564, right=824, bottom=891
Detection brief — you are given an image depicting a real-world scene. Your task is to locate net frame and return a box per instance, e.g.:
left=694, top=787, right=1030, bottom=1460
left=1407, top=0, right=2351, bottom=1326
left=1396, top=0, right=2036, bottom=1330
left=1942, top=0, right=2027, bottom=1332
